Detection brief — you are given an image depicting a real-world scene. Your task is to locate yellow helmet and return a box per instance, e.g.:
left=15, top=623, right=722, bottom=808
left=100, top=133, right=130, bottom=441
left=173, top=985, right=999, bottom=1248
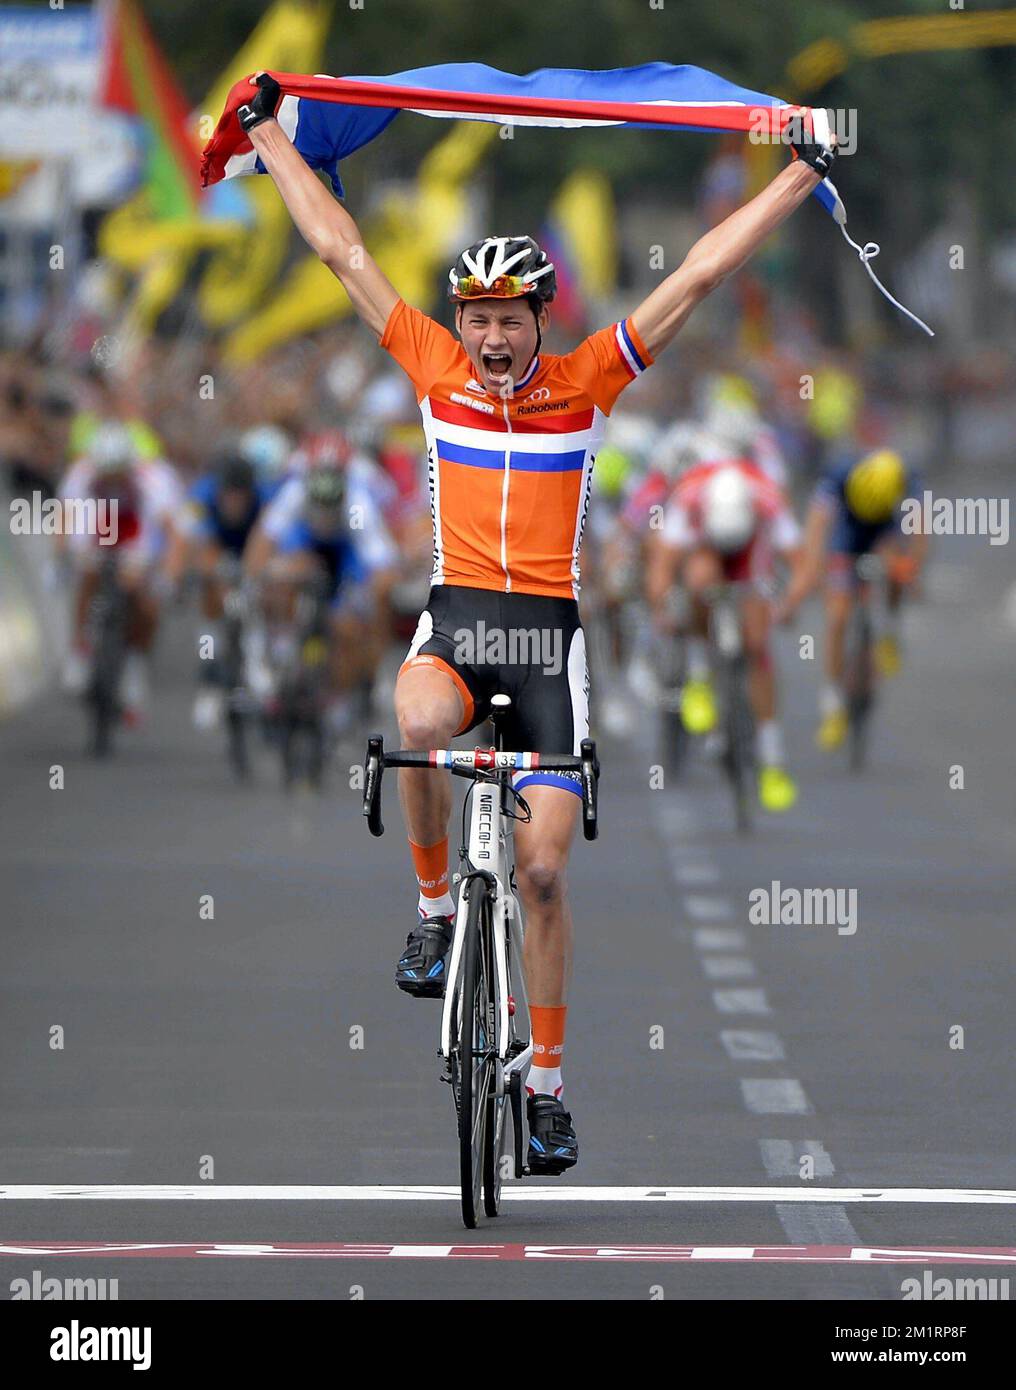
left=845, top=449, right=906, bottom=523
left=594, top=444, right=632, bottom=499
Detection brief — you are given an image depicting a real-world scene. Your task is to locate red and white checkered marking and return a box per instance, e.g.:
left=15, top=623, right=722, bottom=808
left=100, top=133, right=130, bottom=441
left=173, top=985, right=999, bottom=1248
left=2, top=1243, right=1015, bottom=1263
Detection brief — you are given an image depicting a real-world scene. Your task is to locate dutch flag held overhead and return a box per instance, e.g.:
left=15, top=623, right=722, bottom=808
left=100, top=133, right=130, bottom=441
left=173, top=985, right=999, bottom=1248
left=200, top=62, right=932, bottom=335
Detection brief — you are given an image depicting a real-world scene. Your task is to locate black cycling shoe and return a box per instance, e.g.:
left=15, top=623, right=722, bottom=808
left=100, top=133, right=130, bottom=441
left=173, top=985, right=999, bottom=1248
left=526, top=1092, right=578, bottom=1175
left=395, top=915, right=453, bottom=998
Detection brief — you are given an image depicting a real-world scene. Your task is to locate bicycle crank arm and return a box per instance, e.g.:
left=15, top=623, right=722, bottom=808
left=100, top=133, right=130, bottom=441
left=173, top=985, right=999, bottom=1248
left=501, top=1042, right=533, bottom=1089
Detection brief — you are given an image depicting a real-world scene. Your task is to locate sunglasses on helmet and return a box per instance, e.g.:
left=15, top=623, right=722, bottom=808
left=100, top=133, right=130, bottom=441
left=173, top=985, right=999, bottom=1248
left=451, top=274, right=538, bottom=300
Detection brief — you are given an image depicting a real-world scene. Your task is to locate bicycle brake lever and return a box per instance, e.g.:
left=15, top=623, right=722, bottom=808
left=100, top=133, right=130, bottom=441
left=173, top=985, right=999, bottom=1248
left=363, top=735, right=385, bottom=836
left=580, top=738, right=599, bottom=841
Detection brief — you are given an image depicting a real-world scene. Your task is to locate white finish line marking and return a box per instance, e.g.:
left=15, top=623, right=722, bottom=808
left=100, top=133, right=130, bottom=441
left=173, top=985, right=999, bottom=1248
left=0, top=1242, right=1014, bottom=1264
left=1, top=1185, right=1015, bottom=1204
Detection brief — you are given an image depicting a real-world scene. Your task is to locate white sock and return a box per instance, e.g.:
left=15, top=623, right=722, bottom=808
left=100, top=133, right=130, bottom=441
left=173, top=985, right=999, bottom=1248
left=686, top=637, right=710, bottom=681
left=756, top=719, right=784, bottom=767
left=527, top=1064, right=563, bottom=1099
left=820, top=684, right=845, bottom=718
left=419, top=891, right=454, bottom=921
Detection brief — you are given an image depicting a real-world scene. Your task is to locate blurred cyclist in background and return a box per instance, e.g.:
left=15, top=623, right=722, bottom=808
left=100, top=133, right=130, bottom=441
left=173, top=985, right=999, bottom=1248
left=246, top=433, right=398, bottom=734
left=583, top=410, right=659, bottom=734
left=614, top=420, right=716, bottom=714
left=700, top=371, right=790, bottom=488
left=237, top=424, right=294, bottom=501
left=184, top=451, right=273, bottom=730
left=58, top=422, right=185, bottom=722
left=788, top=447, right=926, bottom=750
left=647, top=455, right=806, bottom=811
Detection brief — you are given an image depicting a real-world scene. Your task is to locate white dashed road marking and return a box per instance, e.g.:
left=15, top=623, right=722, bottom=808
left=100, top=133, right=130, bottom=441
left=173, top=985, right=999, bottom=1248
left=722, top=1031, right=786, bottom=1062
left=701, top=956, right=755, bottom=981
left=693, top=927, right=747, bottom=951
left=713, top=988, right=771, bottom=1015
left=740, top=1079, right=812, bottom=1116
left=760, top=1139, right=836, bottom=1178
left=683, top=896, right=734, bottom=921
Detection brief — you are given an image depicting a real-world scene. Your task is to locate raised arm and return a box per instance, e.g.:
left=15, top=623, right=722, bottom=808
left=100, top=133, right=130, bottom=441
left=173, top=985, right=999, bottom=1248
left=631, top=129, right=836, bottom=360
left=241, top=75, right=399, bottom=338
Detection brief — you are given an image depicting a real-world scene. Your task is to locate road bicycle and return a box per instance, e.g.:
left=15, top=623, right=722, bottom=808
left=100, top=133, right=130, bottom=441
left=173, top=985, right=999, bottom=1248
left=705, top=582, right=756, bottom=834
left=215, top=556, right=255, bottom=782
left=843, top=553, right=883, bottom=772
left=272, top=570, right=332, bottom=790
left=362, top=696, right=599, bottom=1228
left=85, top=550, right=129, bottom=759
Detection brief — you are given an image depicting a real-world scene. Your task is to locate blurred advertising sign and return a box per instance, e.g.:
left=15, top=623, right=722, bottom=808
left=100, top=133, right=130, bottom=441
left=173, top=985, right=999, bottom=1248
left=0, top=3, right=134, bottom=204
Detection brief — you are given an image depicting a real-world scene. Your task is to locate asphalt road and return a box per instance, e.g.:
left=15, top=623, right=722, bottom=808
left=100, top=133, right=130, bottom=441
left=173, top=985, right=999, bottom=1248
left=1, top=462, right=1014, bottom=1301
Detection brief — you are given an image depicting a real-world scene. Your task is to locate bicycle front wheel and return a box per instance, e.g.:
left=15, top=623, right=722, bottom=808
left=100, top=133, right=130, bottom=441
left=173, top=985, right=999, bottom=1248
left=457, top=885, right=496, bottom=1229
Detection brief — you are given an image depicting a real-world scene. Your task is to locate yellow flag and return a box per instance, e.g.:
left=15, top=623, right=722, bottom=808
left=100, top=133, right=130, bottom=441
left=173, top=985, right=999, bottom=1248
left=202, top=0, right=332, bottom=125
left=548, top=169, right=616, bottom=300
left=197, top=0, right=334, bottom=328
left=98, top=1, right=332, bottom=335
left=224, top=120, right=497, bottom=363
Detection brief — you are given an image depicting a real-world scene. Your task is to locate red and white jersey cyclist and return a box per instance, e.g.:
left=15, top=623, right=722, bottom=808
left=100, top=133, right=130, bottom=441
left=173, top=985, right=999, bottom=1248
left=660, top=455, right=801, bottom=580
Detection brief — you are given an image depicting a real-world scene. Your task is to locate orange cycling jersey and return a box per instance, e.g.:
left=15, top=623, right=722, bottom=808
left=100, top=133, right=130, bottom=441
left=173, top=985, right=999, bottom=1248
left=380, top=299, right=654, bottom=599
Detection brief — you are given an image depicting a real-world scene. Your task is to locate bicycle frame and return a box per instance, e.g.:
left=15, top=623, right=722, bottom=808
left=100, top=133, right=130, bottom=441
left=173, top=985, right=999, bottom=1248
left=439, top=770, right=531, bottom=1090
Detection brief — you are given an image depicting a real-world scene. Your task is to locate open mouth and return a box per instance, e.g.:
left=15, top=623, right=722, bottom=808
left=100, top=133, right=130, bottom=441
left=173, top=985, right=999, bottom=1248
left=482, top=353, right=513, bottom=382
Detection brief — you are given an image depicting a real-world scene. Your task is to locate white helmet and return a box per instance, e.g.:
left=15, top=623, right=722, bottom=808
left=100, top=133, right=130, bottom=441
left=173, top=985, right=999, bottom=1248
left=701, top=465, right=756, bottom=553
left=655, top=423, right=723, bottom=481
left=239, top=425, right=292, bottom=483
left=89, top=422, right=137, bottom=475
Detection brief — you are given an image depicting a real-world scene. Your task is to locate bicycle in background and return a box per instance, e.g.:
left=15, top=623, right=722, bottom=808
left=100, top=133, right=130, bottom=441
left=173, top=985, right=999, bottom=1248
left=705, top=581, right=757, bottom=833
left=843, top=553, right=884, bottom=772
left=85, top=549, right=130, bottom=759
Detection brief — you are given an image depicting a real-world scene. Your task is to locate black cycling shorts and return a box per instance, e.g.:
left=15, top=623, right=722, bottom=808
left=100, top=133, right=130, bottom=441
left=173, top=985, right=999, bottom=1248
left=401, top=584, right=589, bottom=798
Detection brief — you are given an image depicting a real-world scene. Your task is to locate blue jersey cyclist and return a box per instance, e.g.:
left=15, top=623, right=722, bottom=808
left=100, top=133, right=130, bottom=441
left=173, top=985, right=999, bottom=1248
left=787, top=447, right=928, bottom=749
left=182, top=453, right=270, bottom=730
left=187, top=453, right=273, bottom=559
left=248, top=445, right=398, bottom=731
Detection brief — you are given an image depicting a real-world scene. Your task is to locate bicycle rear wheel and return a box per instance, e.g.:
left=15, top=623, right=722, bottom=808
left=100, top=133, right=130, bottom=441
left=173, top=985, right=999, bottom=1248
left=226, top=707, right=249, bottom=781
left=722, top=658, right=755, bottom=834
left=457, top=886, right=495, bottom=1229
left=845, top=609, right=875, bottom=773
left=483, top=926, right=515, bottom=1218
left=88, top=595, right=125, bottom=759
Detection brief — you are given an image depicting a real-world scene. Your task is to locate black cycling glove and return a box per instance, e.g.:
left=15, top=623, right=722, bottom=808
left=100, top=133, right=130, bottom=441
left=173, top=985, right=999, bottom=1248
left=237, top=72, right=282, bottom=134
left=789, top=113, right=837, bottom=178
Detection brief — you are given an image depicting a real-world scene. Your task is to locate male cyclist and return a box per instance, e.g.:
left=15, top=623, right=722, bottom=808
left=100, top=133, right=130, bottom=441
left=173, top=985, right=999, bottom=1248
left=238, top=72, right=836, bottom=1172
left=646, top=458, right=805, bottom=811
left=185, top=452, right=271, bottom=729
left=786, top=447, right=925, bottom=749
left=59, top=422, right=184, bottom=721
left=247, top=451, right=398, bottom=732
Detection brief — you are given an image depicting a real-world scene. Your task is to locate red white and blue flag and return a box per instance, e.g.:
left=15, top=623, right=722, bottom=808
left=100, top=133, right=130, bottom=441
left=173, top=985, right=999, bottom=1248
left=199, top=62, right=931, bottom=334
